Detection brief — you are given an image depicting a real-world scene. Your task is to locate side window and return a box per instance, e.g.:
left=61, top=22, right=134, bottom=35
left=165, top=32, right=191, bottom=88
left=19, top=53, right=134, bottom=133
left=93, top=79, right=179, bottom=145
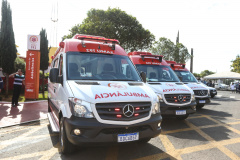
left=59, top=55, right=63, bottom=76
left=54, top=58, right=59, bottom=68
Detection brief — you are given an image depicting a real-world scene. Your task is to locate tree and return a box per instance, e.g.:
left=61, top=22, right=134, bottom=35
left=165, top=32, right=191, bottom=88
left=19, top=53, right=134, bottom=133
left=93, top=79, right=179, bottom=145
left=14, top=57, right=25, bottom=73
left=39, top=28, right=49, bottom=98
left=150, top=37, right=191, bottom=63
left=0, top=0, right=17, bottom=97
left=63, top=8, right=155, bottom=52
left=231, top=55, right=240, bottom=73
left=150, top=37, right=175, bottom=60
left=193, top=72, right=201, bottom=78
left=200, top=70, right=215, bottom=78
left=174, top=43, right=191, bottom=64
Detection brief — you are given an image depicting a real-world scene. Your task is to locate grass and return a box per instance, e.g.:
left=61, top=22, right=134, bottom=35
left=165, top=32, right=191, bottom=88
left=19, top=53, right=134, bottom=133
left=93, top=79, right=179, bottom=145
left=0, top=91, right=48, bottom=102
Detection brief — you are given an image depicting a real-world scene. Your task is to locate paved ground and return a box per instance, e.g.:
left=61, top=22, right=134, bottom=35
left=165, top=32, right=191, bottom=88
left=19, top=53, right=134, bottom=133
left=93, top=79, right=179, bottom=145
left=0, top=91, right=240, bottom=160
left=0, top=101, right=48, bottom=128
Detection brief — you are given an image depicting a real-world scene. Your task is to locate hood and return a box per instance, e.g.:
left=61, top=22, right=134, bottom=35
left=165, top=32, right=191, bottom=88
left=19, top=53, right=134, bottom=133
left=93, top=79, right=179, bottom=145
left=67, top=81, right=156, bottom=103
left=184, top=82, right=208, bottom=91
left=147, top=82, right=193, bottom=94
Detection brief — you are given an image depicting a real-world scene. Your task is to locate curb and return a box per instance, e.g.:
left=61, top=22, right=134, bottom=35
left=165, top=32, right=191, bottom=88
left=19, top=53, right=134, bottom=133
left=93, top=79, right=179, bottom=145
left=0, top=118, right=48, bottom=129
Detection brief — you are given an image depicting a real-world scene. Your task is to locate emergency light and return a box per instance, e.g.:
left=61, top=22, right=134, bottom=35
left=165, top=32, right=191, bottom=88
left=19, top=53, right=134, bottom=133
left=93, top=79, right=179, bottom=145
left=74, top=34, right=119, bottom=43
left=128, top=51, right=163, bottom=62
left=140, top=54, right=163, bottom=62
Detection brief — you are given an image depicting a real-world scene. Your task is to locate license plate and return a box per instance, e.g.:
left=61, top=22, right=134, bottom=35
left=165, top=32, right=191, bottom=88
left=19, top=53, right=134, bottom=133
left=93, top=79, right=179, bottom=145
left=199, top=100, right=206, bottom=103
left=176, top=110, right=186, bottom=115
left=118, top=132, right=139, bottom=142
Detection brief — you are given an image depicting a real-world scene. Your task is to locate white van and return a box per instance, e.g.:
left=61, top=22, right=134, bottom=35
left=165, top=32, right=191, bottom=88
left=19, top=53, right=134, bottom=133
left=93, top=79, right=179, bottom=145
left=128, top=52, right=196, bottom=120
left=48, top=35, right=162, bottom=154
left=167, top=61, right=211, bottom=109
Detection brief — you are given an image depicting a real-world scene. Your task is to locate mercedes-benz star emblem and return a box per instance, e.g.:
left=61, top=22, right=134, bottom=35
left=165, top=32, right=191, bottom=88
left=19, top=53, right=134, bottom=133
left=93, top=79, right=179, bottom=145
left=123, top=104, right=134, bottom=117
left=199, top=90, right=204, bottom=95
left=178, top=95, right=184, bottom=102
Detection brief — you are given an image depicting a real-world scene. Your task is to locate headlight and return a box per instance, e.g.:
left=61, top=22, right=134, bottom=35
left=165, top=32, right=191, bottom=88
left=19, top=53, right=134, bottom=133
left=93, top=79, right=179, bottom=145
left=157, top=94, right=164, bottom=102
left=191, top=94, right=195, bottom=102
left=69, top=98, right=94, bottom=118
left=152, top=102, right=160, bottom=114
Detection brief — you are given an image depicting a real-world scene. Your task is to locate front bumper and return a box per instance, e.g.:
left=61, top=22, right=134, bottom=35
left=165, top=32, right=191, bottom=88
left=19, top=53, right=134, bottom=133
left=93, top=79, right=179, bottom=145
left=195, top=97, right=211, bottom=105
left=64, top=113, right=162, bottom=146
left=160, top=101, right=197, bottom=116
left=210, top=90, right=217, bottom=96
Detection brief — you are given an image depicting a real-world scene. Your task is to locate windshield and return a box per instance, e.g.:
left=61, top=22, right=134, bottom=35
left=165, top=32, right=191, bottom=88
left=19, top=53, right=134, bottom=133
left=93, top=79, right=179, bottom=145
left=66, top=52, right=142, bottom=81
left=174, top=70, right=198, bottom=82
left=135, top=65, right=180, bottom=82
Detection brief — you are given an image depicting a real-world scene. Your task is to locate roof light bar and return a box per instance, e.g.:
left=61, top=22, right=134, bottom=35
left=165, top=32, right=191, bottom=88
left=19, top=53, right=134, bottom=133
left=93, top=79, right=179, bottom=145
left=140, top=54, right=163, bottom=62
left=75, top=35, right=119, bottom=44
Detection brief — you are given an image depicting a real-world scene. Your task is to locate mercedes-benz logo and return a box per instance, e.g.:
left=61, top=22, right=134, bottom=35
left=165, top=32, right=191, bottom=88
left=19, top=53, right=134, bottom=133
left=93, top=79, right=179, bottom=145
left=178, top=95, right=184, bottom=102
left=123, top=104, right=134, bottom=117
left=199, top=90, right=204, bottom=95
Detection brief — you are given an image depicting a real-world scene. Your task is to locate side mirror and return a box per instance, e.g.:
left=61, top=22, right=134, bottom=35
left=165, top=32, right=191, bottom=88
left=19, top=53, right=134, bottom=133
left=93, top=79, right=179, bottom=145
left=140, top=72, right=147, bottom=83
left=49, top=68, right=59, bottom=83
left=58, top=75, right=63, bottom=85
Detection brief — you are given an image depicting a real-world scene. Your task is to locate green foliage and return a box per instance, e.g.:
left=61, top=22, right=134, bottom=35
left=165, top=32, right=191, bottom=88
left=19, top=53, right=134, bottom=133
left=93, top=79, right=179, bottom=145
left=200, top=70, right=215, bottom=77
left=231, top=55, right=240, bottom=73
left=40, top=28, right=49, bottom=71
left=14, top=57, right=25, bottom=73
left=150, top=37, right=190, bottom=63
left=63, top=8, right=155, bottom=52
left=150, top=37, right=175, bottom=60
left=193, top=72, right=201, bottom=78
left=0, top=0, right=17, bottom=73
left=175, top=43, right=191, bottom=64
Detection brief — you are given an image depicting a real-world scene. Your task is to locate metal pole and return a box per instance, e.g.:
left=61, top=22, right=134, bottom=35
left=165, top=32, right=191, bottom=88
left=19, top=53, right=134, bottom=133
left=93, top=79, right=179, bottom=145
left=190, top=48, right=193, bottom=73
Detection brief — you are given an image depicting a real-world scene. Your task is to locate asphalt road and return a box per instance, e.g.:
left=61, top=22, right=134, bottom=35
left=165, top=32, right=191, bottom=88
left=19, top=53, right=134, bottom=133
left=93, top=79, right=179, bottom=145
left=0, top=91, right=240, bottom=160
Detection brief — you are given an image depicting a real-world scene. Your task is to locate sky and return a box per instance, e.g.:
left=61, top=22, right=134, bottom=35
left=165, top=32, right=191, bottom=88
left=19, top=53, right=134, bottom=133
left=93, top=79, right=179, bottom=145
left=2, top=0, right=240, bottom=74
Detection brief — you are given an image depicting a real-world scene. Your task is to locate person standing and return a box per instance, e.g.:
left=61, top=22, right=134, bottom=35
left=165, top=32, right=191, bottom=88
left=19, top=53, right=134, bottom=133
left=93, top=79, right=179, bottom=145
left=0, top=68, right=3, bottom=93
left=9, top=69, right=25, bottom=107
left=235, top=81, right=240, bottom=93
left=230, top=83, right=235, bottom=93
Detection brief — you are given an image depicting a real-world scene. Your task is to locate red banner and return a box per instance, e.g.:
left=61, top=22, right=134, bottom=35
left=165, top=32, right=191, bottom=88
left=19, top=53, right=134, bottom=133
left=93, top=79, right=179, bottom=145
left=25, top=50, right=40, bottom=99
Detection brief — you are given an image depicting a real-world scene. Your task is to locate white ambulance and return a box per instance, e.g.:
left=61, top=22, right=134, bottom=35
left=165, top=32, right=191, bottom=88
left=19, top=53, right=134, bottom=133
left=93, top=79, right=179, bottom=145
left=48, top=35, right=162, bottom=154
left=128, top=52, right=196, bottom=120
left=167, top=61, right=211, bottom=109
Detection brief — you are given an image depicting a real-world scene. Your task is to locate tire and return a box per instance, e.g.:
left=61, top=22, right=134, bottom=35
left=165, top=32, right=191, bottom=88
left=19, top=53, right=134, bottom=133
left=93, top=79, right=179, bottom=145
left=176, top=114, right=189, bottom=120
left=197, top=104, right=204, bottom=109
left=211, top=95, right=215, bottom=98
left=59, top=118, right=75, bottom=154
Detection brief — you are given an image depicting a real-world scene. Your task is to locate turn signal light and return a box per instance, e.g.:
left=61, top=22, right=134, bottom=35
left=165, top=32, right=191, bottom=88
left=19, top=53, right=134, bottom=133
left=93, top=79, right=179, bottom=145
left=116, top=115, right=122, bottom=118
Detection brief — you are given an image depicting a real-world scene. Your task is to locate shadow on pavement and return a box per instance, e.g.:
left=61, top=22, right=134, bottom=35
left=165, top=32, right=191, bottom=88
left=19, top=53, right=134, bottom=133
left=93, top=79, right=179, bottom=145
left=47, top=125, right=176, bottom=160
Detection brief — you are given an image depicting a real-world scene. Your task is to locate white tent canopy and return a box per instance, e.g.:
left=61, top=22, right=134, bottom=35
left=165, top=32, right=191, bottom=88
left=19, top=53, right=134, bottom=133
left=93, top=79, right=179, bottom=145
left=204, top=71, right=240, bottom=79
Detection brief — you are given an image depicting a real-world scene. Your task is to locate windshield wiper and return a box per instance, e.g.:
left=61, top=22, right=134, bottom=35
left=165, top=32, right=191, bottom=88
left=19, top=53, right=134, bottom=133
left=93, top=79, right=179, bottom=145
left=108, top=79, right=136, bottom=81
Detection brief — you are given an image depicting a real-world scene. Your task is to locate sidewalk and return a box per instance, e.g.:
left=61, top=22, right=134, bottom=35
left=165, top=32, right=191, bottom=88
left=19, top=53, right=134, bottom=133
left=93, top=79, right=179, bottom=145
left=0, top=100, right=48, bottom=128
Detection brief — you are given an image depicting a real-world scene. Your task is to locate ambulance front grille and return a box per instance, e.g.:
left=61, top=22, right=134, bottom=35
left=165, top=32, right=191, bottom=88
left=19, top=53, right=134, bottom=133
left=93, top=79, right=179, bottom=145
left=96, top=102, right=151, bottom=121
left=193, top=90, right=208, bottom=96
left=164, top=94, right=191, bottom=104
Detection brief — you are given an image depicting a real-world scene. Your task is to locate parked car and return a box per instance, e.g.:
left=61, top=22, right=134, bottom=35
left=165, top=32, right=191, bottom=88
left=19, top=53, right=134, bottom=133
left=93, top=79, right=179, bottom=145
left=215, top=83, right=229, bottom=90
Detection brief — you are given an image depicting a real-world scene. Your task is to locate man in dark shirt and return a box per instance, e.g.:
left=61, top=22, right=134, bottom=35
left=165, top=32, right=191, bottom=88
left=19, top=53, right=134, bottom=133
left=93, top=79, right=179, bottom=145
left=10, top=69, right=25, bottom=107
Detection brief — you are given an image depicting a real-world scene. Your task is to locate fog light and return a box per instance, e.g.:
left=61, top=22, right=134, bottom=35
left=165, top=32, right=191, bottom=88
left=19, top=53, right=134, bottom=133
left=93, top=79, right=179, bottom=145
left=157, top=122, right=161, bottom=128
left=74, top=129, right=81, bottom=135
left=193, top=106, right=196, bottom=110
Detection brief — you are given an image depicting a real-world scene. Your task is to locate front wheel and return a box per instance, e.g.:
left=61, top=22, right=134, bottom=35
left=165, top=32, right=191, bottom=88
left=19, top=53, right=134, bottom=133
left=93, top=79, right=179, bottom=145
left=176, top=114, right=189, bottom=120
left=211, top=95, right=215, bottom=98
left=197, top=104, right=204, bottom=109
left=59, top=118, right=75, bottom=154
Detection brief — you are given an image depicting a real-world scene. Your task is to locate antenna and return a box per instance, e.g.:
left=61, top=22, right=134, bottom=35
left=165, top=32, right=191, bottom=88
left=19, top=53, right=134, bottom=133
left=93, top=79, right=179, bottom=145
left=51, top=0, right=58, bottom=47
